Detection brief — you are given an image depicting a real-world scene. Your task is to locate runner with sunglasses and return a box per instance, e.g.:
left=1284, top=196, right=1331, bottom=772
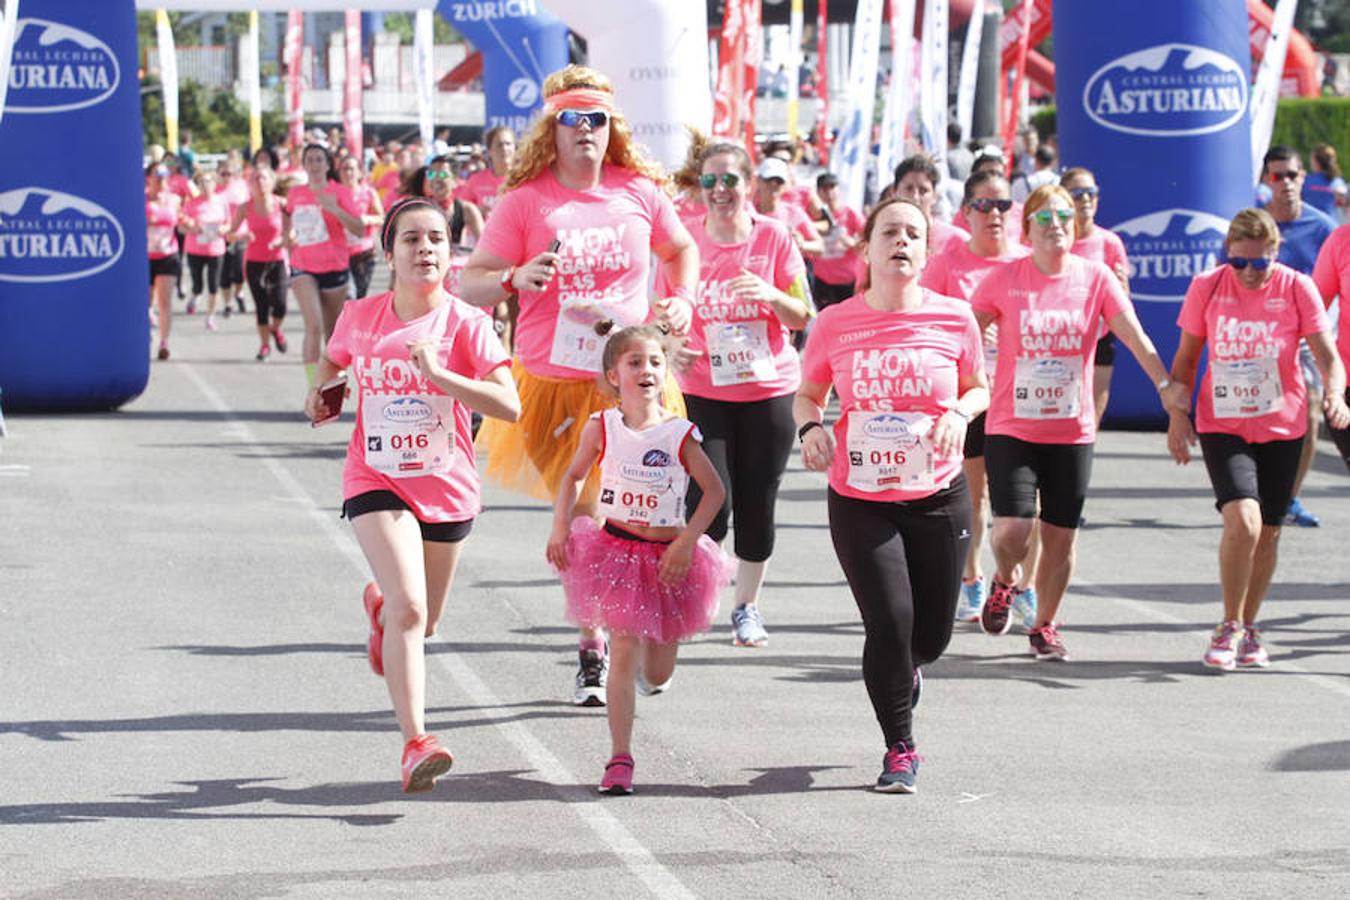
left=921, top=171, right=1032, bottom=625
left=404, top=156, right=483, bottom=296
left=970, top=185, right=1187, bottom=660
left=1060, top=168, right=1132, bottom=427
left=461, top=65, right=697, bottom=706
left=674, top=141, right=813, bottom=648
left=1168, top=208, right=1348, bottom=671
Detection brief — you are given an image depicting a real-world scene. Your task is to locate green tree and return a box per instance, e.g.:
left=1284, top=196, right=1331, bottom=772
left=378, top=12, right=461, bottom=45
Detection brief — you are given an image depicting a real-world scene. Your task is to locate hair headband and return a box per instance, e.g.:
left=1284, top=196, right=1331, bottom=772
left=544, top=87, right=615, bottom=114
left=380, top=197, right=444, bottom=251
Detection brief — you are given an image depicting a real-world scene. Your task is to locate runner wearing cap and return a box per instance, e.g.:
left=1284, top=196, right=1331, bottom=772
left=753, top=157, right=824, bottom=259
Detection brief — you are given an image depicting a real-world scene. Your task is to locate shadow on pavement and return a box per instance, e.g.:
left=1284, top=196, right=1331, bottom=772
left=1272, top=740, right=1350, bottom=772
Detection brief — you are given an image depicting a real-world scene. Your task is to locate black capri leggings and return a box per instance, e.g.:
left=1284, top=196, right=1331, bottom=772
left=247, top=260, right=288, bottom=327
left=349, top=248, right=376, bottom=299
left=1330, top=387, right=1350, bottom=471
left=188, top=253, right=222, bottom=296
left=684, top=392, right=796, bottom=562
left=828, top=477, right=971, bottom=748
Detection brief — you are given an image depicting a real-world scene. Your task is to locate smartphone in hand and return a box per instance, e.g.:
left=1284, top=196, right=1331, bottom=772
left=548, top=237, right=561, bottom=254
left=312, top=376, right=347, bottom=427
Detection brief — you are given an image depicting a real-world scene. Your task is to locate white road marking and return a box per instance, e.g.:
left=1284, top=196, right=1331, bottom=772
left=0, top=464, right=31, bottom=477
left=180, top=363, right=694, bottom=899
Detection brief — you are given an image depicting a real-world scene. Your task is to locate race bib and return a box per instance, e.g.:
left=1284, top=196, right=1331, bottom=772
left=844, top=411, right=936, bottom=493
left=345, top=226, right=367, bottom=248
left=549, top=296, right=619, bottom=373
left=598, top=458, right=685, bottom=527
left=198, top=221, right=221, bottom=243
left=1013, top=356, right=1082, bottom=419
left=148, top=224, right=176, bottom=256
left=292, top=204, right=328, bottom=247
left=707, top=320, right=777, bottom=386
left=360, top=393, right=456, bottom=478
left=1212, top=357, right=1284, bottom=419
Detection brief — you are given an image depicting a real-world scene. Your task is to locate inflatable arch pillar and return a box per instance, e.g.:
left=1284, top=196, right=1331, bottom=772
left=1054, top=0, right=1253, bottom=427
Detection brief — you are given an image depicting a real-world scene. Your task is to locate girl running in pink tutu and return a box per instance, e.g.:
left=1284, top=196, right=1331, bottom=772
left=547, top=324, right=731, bottom=794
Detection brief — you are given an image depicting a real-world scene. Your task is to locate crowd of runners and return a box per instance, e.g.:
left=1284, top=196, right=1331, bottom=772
left=146, top=65, right=1350, bottom=797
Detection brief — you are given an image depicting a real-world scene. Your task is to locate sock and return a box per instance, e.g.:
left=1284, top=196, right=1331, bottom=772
left=579, top=637, right=605, bottom=654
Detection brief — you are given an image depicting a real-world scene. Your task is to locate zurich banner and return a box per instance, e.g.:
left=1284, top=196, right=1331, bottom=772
left=0, top=0, right=147, bottom=410
left=1054, top=0, right=1252, bottom=427
left=437, top=0, right=569, bottom=137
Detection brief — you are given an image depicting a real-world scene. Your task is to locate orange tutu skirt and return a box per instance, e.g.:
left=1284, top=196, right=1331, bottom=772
left=475, top=360, right=686, bottom=503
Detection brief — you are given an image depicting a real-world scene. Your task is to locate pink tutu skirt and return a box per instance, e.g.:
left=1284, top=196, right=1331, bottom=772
left=559, top=517, right=731, bottom=643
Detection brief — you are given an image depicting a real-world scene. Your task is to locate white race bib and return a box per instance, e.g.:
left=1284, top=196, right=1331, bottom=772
left=360, top=393, right=456, bottom=478
left=1013, top=356, right=1082, bottom=419
left=148, top=225, right=176, bottom=256
left=1212, top=357, right=1284, bottom=419
left=292, top=204, right=328, bottom=247
left=198, top=221, right=221, bottom=243
left=706, top=320, right=777, bottom=386
left=844, top=411, right=936, bottom=493
left=549, top=296, right=618, bottom=373
left=345, top=226, right=366, bottom=248
left=598, top=462, right=685, bottom=526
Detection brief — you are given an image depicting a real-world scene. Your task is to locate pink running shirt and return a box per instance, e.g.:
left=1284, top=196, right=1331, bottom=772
left=801, top=291, right=984, bottom=502
left=1178, top=264, right=1329, bottom=443
left=183, top=194, right=229, bottom=257
left=761, top=201, right=818, bottom=246
left=477, top=166, right=683, bottom=378
left=327, top=292, right=511, bottom=522
left=242, top=200, right=287, bottom=264
left=287, top=183, right=351, bottom=274
left=336, top=182, right=378, bottom=254
left=970, top=255, right=1130, bottom=444
left=815, top=204, right=865, bottom=285
left=1311, top=223, right=1350, bottom=368
left=460, top=169, right=505, bottom=218
left=146, top=194, right=180, bottom=259
left=678, top=215, right=806, bottom=402
left=922, top=240, right=1029, bottom=302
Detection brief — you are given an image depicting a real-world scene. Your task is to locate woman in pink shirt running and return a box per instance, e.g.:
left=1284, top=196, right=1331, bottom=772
left=305, top=197, right=521, bottom=792
left=796, top=197, right=989, bottom=793
left=225, top=166, right=290, bottom=361
left=1169, top=208, right=1348, bottom=672
left=336, top=154, right=385, bottom=300
left=1311, top=218, right=1350, bottom=468
left=146, top=163, right=182, bottom=361
left=678, top=141, right=813, bottom=648
left=181, top=169, right=231, bottom=331
left=460, top=65, right=698, bottom=707
left=970, top=185, right=1186, bottom=661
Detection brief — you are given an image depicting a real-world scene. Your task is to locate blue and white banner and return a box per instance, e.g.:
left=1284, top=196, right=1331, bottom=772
left=1054, top=0, right=1252, bottom=427
left=877, top=0, right=915, bottom=192
left=829, top=0, right=883, bottom=211
left=414, top=8, right=435, bottom=158
left=1, top=0, right=147, bottom=410
left=917, top=0, right=948, bottom=160
left=954, top=0, right=983, bottom=143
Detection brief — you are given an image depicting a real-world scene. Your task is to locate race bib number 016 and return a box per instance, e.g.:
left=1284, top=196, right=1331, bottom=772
left=550, top=297, right=620, bottom=373
left=292, top=205, right=328, bottom=247
left=707, top=320, right=776, bottom=386
left=361, top=394, right=456, bottom=478
left=1013, top=356, right=1082, bottom=420
left=1211, top=357, right=1283, bottom=419
left=844, top=411, right=935, bottom=493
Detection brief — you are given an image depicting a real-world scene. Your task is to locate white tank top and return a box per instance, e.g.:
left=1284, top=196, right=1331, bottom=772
left=595, top=408, right=699, bottom=529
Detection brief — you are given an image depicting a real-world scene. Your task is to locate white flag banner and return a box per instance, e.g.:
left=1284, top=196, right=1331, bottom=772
left=413, top=8, right=435, bottom=161
left=955, top=0, right=983, bottom=143
left=787, top=0, right=803, bottom=139
left=155, top=9, right=179, bottom=151
left=828, top=0, right=884, bottom=210
left=0, top=0, right=19, bottom=127
left=877, top=0, right=916, bottom=190
left=917, top=0, right=948, bottom=161
left=1250, top=0, right=1299, bottom=183
left=242, top=10, right=262, bottom=152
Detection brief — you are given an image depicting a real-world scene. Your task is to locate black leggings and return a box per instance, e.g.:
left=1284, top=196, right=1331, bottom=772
left=684, top=392, right=795, bottom=562
left=349, top=249, right=376, bottom=299
left=828, top=478, right=971, bottom=747
left=188, top=253, right=221, bottom=296
left=247, top=260, right=287, bottom=327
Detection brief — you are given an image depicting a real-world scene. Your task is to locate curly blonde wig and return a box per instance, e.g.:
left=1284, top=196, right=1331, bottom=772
left=504, top=65, right=667, bottom=190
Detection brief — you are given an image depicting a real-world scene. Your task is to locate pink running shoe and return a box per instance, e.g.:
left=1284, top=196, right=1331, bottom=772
left=1236, top=625, right=1270, bottom=668
left=401, top=734, right=453, bottom=792
left=1203, top=620, right=1243, bottom=672
left=980, top=578, right=1016, bottom=636
left=363, top=582, right=384, bottom=677
left=598, top=753, right=634, bottom=795
left=1028, top=622, right=1070, bottom=661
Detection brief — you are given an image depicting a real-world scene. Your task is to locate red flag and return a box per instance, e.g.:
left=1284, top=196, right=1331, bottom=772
left=1002, top=0, right=1032, bottom=174
left=343, top=11, right=363, bottom=159
left=713, top=0, right=760, bottom=152
left=816, top=0, right=829, bottom=165
left=284, top=11, right=304, bottom=148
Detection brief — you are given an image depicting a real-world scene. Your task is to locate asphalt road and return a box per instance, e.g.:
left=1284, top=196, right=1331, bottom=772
left=2, top=304, right=1348, bottom=899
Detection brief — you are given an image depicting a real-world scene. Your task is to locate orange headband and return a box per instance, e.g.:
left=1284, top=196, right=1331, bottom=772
left=545, top=87, right=615, bottom=114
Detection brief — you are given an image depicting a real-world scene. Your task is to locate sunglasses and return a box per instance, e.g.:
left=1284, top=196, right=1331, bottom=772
left=1228, top=256, right=1273, bottom=271
left=556, top=109, right=610, bottom=129
left=1068, top=186, right=1099, bottom=199
left=967, top=198, right=1012, bottom=214
left=1266, top=170, right=1301, bottom=182
left=1030, top=208, right=1075, bottom=226
left=699, top=172, right=741, bottom=189
left=425, top=169, right=454, bottom=180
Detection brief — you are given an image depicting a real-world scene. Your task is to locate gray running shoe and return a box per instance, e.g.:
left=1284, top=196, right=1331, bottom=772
left=573, top=645, right=608, bottom=706
left=731, top=604, right=768, bottom=647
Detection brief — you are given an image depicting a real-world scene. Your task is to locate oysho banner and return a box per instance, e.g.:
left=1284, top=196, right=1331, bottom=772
left=0, top=0, right=148, bottom=409
left=1054, top=0, right=1252, bottom=427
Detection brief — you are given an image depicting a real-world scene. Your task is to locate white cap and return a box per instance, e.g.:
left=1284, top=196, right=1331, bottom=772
left=756, top=157, right=790, bottom=181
